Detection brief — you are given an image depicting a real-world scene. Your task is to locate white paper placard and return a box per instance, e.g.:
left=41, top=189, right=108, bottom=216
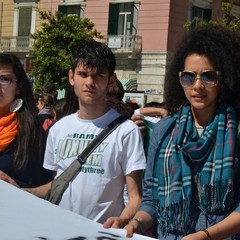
left=0, top=180, right=156, bottom=240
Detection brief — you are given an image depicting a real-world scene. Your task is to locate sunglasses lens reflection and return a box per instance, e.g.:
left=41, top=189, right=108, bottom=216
left=180, top=71, right=218, bottom=87
left=180, top=72, right=195, bottom=86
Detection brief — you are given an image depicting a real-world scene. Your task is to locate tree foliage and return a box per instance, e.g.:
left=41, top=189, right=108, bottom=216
left=184, top=1, right=240, bottom=31
left=30, top=10, right=102, bottom=90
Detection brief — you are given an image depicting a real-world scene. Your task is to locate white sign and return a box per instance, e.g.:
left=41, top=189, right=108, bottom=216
left=108, top=37, right=122, bottom=48
left=0, top=180, right=156, bottom=240
left=123, top=91, right=146, bottom=107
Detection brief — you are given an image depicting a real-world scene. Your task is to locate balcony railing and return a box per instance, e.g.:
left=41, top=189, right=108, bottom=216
left=0, top=35, right=142, bottom=56
left=0, top=36, right=34, bottom=52
left=103, top=35, right=142, bottom=56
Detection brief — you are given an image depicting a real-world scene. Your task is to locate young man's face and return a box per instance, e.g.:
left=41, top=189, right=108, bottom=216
left=69, top=63, right=115, bottom=107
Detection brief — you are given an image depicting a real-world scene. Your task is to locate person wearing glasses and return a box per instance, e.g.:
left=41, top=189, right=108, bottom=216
left=0, top=53, right=52, bottom=188
left=122, top=25, right=240, bottom=239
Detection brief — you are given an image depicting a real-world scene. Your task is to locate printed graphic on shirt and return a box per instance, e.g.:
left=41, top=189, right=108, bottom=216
left=55, top=132, right=109, bottom=174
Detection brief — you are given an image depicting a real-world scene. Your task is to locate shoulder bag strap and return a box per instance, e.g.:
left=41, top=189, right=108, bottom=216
left=45, top=115, right=128, bottom=204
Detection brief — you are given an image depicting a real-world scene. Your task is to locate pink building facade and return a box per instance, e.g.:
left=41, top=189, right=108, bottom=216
left=78, top=0, right=224, bottom=102
left=52, top=0, right=236, bottom=102
left=0, top=0, right=239, bottom=102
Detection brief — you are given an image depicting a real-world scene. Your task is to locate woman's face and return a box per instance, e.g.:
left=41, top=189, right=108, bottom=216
left=182, top=53, right=220, bottom=125
left=0, top=66, right=18, bottom=117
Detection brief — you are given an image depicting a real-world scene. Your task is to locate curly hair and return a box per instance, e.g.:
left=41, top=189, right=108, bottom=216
left=164, top=24, right=240, bottom=119
left=71, top=39, right=116, bottom=77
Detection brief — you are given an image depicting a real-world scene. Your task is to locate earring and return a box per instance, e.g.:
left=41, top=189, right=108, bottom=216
left=10, top=98, right=23, bottom=112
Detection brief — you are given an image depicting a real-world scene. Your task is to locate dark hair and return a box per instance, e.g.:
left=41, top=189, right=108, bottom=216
left=164, top=24, right=240, bottom=118
left=57, top=85, right=79, bottom=120
left=145, top=101, right=166, bottom=108
left=71, top=39, right=116, bottom=77
left=43, top=82, right=56, bottom=95
left=55, top=40, right=117, bottom=121
left=107, top=79, right=125, bottom=101
left=53, top=98, right=67, bottom=121
left=33, top=90, right=42, bottom=106
left=124, top=101, right=140, bottom=118
left=0, top=53, right=46, bottom=173
left=38, top=93, right=54, bottom=109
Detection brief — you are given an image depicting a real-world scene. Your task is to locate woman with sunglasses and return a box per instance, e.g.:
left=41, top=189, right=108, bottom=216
left=0, top=53, right=52, bottom=188
left=123, top=25, right=240, bottom=239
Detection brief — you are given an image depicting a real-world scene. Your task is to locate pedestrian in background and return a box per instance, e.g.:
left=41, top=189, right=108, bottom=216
left=106, top=77, right=131, bottom=117
left=124, top=24, right=240, bottom=239
left=43, top=82, right=57, bottom=103
left=36, top=93, right=54, bottom=130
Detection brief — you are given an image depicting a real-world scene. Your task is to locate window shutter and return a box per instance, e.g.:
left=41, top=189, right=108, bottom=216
left=203, top=9, right=212, bottom=21
left=18, top=7, right=32, bottom=36
left=108, top=3, right=119, bottom=35
left=58, top=5, right=67, bottom=15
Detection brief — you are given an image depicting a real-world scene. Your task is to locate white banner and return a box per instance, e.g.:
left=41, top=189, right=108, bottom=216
left=0, top=180, right=156, bottom=240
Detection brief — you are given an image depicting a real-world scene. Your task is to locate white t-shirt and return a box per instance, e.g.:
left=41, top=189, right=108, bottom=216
left=44, top=108, right=146, bottom=223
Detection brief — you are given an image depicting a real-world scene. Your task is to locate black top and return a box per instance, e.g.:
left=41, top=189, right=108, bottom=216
left=0, top=140, right=52, bottom=188
left=38, top=113, right=54, bottom=127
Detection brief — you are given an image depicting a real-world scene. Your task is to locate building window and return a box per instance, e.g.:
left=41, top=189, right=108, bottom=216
left=18, top=7, right=32, bottom=36
left=13, top=2, right=37, bottom=37
left=108, top=2, right=138, bottom=36
left=191, top=6, right=212, bottom=22
left=58, top=4, right=83, bottom=18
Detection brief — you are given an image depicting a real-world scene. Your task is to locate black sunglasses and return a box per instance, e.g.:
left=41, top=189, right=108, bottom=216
left=179, top=70, right=220, bottom=87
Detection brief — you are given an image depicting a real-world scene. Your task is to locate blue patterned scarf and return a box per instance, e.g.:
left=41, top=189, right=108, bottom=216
left=152, top=103, right=237, bottom=235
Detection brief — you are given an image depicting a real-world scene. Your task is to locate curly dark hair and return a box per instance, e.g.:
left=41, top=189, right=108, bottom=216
left=164, top=24, right=240, bottom=119
left=71, top=39, right=116, bottom=77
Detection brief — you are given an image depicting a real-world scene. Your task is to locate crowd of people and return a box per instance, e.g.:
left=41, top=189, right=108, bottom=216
left=1, top=24, right=240, bottom=240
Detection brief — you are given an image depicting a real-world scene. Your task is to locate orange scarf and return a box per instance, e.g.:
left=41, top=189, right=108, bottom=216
left=0, top=112, right=18, bottom=152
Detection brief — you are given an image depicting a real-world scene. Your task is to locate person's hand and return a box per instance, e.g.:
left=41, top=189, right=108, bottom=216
left=182, top=230, right=208, bottom=240
left=124, top=220, right=139, bottom=238
left=0, top=170, right=19, bottom=187
left=103, top=217, right=128, bottom=229
left=131, top=114, right=145, bottom=133
left=104, top=218, right=142, bottom=238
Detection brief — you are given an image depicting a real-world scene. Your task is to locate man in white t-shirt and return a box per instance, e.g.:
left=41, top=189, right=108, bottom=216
left=26, top=40, right=146, bottom=228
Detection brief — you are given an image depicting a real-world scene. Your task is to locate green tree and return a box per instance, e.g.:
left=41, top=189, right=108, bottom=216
left=30, top=10, right=102, bottom=90
left=184, top=1, right=240, bottom=31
